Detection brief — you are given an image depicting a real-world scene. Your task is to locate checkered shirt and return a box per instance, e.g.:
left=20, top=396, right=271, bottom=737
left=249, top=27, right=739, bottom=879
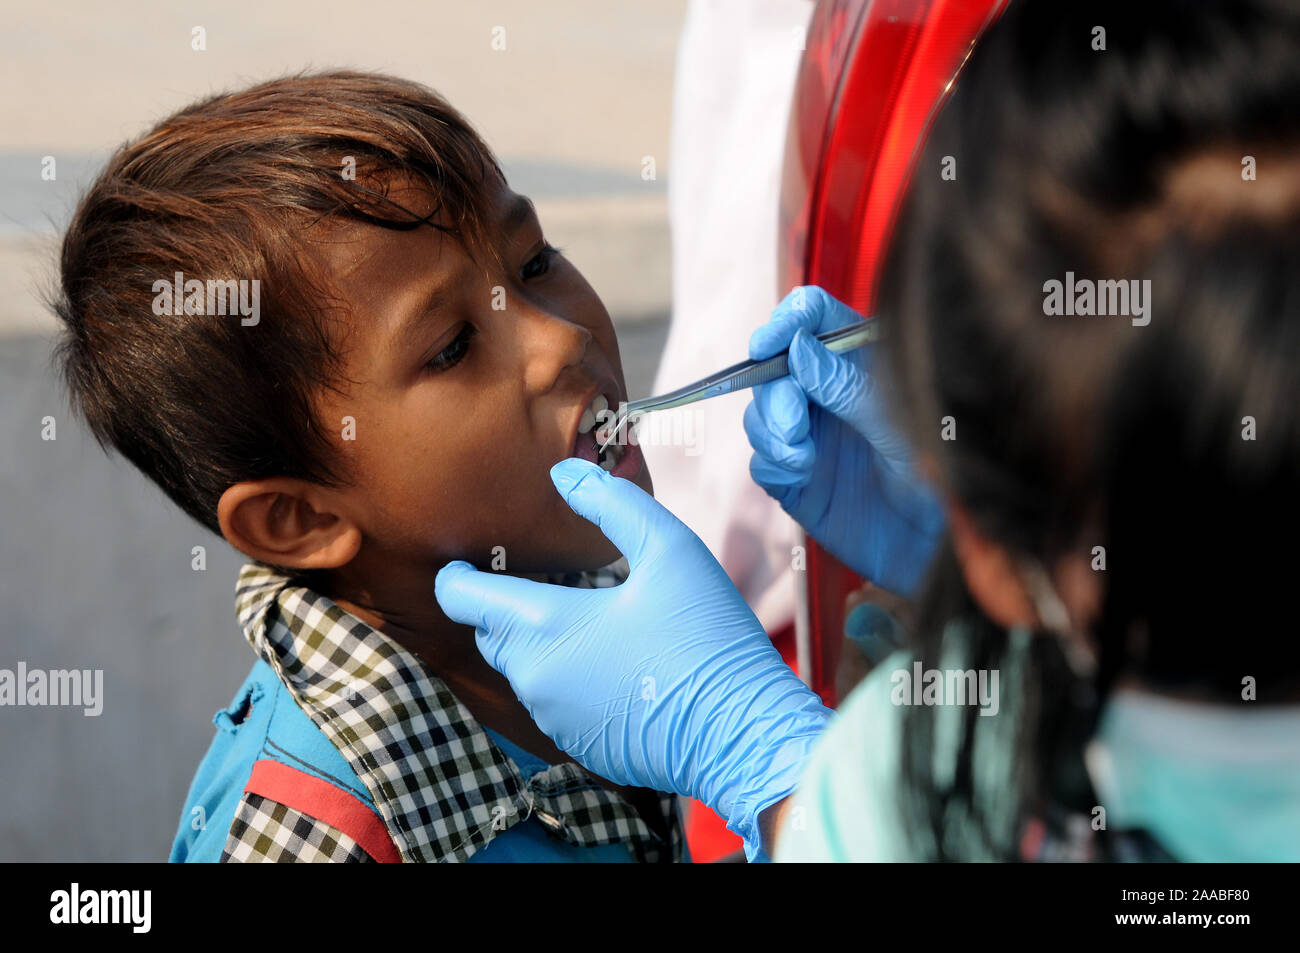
left=220, top=560, right=686, bottom=863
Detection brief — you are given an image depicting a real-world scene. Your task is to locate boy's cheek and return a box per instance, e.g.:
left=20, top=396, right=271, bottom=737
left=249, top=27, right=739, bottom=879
left=413, top=494, right=622, bottom=573
left=367, top=424, right=645, bottom=572
left=506, top=499, right=624, bottom=572
left=550, top=520, right=624, bottom=572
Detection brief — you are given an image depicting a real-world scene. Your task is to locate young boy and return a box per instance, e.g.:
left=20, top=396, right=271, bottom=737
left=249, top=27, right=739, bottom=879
left=50, top=70, right=683, bottom=862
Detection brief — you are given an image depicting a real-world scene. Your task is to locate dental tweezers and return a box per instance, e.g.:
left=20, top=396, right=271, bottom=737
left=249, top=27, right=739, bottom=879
left=597, top=318, right=881, bottom=452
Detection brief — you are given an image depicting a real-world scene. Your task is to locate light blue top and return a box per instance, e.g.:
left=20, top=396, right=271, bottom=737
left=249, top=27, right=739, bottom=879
left=776, top=645, right=1300, bottom=862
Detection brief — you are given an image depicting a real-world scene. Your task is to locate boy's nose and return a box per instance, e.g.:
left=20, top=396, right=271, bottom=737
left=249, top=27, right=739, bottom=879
left=515, top=308, right=593, bottom=397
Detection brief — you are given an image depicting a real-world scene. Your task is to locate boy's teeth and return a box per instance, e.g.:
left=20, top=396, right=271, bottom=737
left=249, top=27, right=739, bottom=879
left=598, top=455, right=616, bottom=471
left=578, top=394, right=614, bottom=437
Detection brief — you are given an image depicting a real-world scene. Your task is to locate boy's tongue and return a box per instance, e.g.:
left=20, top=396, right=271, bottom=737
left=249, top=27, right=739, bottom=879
left=571, top=429, right=600, bottom=464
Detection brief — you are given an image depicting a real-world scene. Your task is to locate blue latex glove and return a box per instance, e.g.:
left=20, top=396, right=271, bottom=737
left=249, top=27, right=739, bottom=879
left=744, top=285, right=946, bottom=597
left=435, top=458, right=832, bottom=862
left=845, top=603, right=906, bottom=666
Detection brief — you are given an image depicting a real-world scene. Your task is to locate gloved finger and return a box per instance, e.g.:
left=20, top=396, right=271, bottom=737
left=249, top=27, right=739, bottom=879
left=786, top=326, right=874, bottom=422
left=749, top=288, right=818, bottom=360
left=749, top=453, right=811, bottom=494
left=435, top=560, right=565, bottom=671
left=788, top=325, right=913, bottom=464
left=749, top=286, right=861, bottom=360
left=549, top=457, right=690, bottom=568
left=844, top=603, right=906, bottom=666
left=753, top=377, right=810, bottom=445
left=786, top=327, right=919, bottom=469
left=743, top=400, right=816, bottom=474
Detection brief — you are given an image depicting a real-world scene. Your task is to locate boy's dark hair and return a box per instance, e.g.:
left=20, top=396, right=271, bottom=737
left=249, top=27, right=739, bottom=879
left=48, top=70, right=502, bottom=538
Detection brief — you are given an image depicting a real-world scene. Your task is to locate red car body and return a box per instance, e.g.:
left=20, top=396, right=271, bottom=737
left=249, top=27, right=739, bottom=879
left=779, top=0, right=1007, bottom=707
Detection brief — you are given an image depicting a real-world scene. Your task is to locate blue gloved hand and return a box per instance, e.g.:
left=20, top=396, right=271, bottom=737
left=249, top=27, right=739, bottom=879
left=744, top=285, right=946, bottom=597
left=435, top=457, right=832, bottom=861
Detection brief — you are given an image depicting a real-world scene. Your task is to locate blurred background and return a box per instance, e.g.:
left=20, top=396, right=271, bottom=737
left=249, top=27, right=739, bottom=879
left=0, top=0, right=684, bottom=861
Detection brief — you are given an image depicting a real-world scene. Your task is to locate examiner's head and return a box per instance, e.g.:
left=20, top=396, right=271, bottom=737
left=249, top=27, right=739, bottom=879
left=874, top=0, right=1300, bottom=856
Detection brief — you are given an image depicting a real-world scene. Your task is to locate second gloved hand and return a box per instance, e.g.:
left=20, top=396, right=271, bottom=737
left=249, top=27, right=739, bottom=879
left=745, top=285, right=946, bottom=597
left=435, top=458, right=832, bottom=861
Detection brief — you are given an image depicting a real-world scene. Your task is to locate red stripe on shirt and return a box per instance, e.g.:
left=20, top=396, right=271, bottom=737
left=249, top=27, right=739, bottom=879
left=245, top=759, right=401, bottom=863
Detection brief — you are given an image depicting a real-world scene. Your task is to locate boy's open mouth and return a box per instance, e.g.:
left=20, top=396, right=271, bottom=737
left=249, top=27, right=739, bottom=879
left=569, top=388, right=643, bottom=478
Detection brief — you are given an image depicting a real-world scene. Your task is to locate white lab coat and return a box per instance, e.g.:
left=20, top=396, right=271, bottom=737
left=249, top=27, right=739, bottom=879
left=645, top=0, right=814, bottom=632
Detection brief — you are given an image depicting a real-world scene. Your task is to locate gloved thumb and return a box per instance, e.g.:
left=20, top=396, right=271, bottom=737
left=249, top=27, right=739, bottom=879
left=550, top=457, right=686, bottom=568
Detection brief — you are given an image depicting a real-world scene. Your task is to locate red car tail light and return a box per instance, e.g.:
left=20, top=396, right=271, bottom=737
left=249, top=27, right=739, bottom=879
left=779, top=0, right=1007, bottom=706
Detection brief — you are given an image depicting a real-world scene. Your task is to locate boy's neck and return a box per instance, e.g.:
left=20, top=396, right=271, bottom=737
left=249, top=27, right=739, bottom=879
left=323, top=562, right=592, bottom=768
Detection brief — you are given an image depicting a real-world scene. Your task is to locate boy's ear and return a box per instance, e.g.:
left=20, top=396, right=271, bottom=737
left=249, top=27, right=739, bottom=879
left=217, top=478, right=361, bottom=570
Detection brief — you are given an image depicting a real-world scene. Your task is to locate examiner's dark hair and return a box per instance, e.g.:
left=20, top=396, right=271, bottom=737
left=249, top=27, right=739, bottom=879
left=875, top=0, right=1300, bottom=860
left=48, top=70, right=502, bottom=547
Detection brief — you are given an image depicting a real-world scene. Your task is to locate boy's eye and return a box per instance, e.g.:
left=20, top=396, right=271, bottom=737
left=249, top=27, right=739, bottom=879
left=425, top=324, right=476, bottom=373
left=521, top=242, right=562, bottom=280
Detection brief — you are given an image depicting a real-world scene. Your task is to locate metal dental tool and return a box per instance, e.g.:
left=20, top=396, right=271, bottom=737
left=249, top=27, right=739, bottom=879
left=596, top=318, right=881, bottom=453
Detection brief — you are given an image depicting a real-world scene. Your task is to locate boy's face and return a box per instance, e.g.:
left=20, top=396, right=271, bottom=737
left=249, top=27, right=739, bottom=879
left=306, top=171, right=652, bottom=574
